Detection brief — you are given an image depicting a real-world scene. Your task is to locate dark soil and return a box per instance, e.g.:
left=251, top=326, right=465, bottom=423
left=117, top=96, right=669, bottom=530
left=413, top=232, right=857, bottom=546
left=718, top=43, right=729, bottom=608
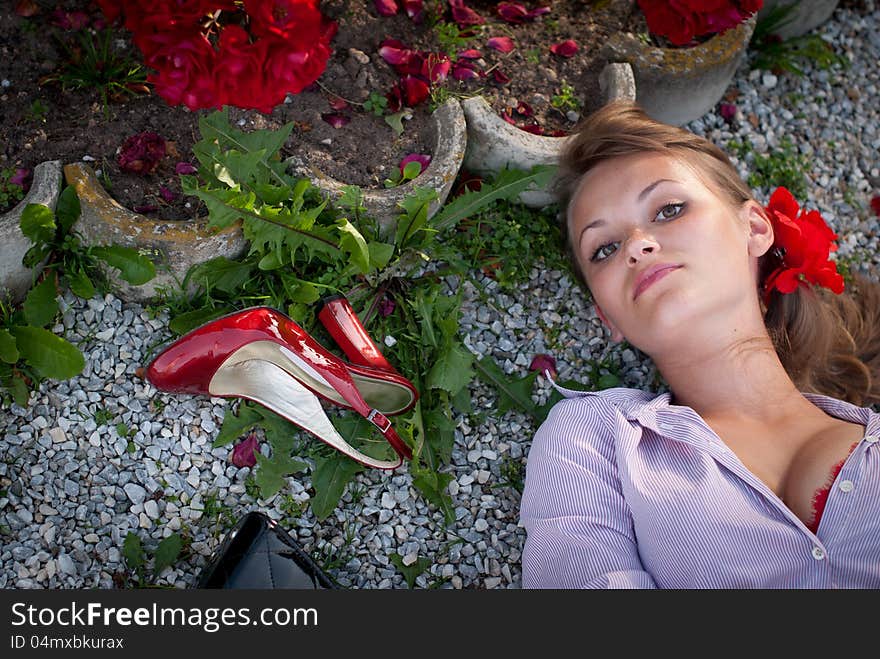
left=0, top=0, right=639, bottom=220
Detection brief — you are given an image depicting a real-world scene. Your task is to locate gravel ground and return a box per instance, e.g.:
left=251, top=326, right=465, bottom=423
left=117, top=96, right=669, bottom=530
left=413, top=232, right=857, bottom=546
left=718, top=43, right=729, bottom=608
left=2, top=3, right=879, bottom=589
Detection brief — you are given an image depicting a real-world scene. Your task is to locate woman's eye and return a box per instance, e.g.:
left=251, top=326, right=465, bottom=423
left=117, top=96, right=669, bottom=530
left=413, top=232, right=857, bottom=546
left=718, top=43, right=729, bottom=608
left=655, top=202, right=684, bottom=222
left=591, top=241, right=619, bottom=262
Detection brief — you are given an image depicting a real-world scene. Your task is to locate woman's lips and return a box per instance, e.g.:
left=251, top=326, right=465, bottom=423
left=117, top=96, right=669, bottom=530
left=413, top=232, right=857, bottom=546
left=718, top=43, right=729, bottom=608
left=633, top=264, right=682, bottom=300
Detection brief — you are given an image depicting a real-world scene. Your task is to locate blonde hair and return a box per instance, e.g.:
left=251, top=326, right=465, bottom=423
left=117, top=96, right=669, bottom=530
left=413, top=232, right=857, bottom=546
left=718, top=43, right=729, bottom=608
left=557, top=101, right=880, bottom=406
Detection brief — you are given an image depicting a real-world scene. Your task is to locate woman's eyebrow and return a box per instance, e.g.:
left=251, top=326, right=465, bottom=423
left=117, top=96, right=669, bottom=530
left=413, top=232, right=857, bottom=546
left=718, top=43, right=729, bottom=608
left=638, top=178, right=677, bottom=201
left=577, top=218, right=605, bottom=248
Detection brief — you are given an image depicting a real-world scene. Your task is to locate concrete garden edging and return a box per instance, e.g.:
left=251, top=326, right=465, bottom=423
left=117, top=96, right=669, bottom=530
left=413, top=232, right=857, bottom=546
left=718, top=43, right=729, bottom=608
left=0, top=160, right=62, bottom=303
left=285, top=97, right=467, bottom=231
left=601, top=15, right=757, bottom=126
left=462, top=62, right=636, bottom=208
left=64, top=163, right=248, bottom=303
left=758, top=0, right=840, bottom=40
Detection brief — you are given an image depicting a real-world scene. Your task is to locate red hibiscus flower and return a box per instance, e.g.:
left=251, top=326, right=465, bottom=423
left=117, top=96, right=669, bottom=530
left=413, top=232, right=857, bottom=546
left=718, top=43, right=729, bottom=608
left=762, top=186, right=844, bottom=304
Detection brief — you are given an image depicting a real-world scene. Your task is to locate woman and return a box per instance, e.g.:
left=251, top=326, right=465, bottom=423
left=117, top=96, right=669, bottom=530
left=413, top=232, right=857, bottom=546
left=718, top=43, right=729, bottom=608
left=519, top=101, right=880, bottom=588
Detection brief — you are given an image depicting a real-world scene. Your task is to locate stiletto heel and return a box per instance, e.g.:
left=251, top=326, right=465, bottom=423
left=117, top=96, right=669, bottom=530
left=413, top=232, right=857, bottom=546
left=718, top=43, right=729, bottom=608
left=145, top=307, right=417, bottom=469
left=317, top=295, right=398, bottom=374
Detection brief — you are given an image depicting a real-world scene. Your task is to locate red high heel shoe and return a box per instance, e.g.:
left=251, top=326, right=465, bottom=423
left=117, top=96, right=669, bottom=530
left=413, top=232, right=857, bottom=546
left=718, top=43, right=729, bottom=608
left=145, top=307, right=417, bottom=469
left=316, top=295, right=399, bottom=374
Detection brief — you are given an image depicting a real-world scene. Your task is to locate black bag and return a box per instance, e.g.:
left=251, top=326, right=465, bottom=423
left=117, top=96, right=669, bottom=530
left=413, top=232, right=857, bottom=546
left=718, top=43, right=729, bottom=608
left=198, top=511, right=336, bottom=589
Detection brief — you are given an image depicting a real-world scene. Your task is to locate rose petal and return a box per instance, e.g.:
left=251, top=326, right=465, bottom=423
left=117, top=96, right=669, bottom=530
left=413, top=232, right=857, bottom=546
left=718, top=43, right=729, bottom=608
left=159, top=185, right=178, bottom=203
left=423, top=55, right=451, bottom=83
left=328, top=94, right=349, bottom=110
left=175, top=162, right=197, bottom=175
left=449, top=0, right=485, bottom=27
left=496, top=2, right=528, bottom=23
left=529, top=353, right=557, bottom=379
left=378, top=297, right=396, bottom=317
left=527, top=6, right=551, bottom=19
left=9, top=168, right=30, bottom=188
left=232, top=433, right=259, bottom=468
left=719, top=102, right=737, bottom=123
left=322, top=112, right=351, bottom=128
left=871, top=195, right=880, bottom=218
left=400, top=153, right=431, bottom=175
left=402, top=0, right=424, bottom=22
left=550, top=40, right=578, bottom=57
left=502, top=111, right=517, bottom=125
left=134, top=204, right=158, bottom=214
left=519, top=123, right=544, bottom=135
left=458, top=48, right=483, bottom=59
left=487, top=36, right=515, bottom=53
left=515, top=101, right=533, bottom=117
left=493, top=69, right=511, bottom=84
left=378, top=39, right=413, bottom=67
left=452, top=61, right=480, bottom=81
left=373, top=0, right=398, bottom=16
left=401, top=75, right=430, bottom=106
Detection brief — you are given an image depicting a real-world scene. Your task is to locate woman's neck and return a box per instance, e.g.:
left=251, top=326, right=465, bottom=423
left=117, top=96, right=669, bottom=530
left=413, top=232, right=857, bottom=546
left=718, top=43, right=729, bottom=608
left=652, top=333, right=812, bottom=424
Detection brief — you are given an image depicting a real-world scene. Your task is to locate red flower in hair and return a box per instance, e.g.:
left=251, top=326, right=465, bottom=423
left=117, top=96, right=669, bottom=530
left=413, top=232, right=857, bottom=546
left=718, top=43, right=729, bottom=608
left=761, top=187, right=844, bottom=304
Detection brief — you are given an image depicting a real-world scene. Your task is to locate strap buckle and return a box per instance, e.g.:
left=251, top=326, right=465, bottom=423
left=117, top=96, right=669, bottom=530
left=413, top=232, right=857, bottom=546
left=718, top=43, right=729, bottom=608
left=366, top=409, right=392, bottom=434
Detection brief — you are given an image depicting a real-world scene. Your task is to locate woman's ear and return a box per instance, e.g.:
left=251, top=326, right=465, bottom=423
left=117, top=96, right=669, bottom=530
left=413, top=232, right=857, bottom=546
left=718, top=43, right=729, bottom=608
left=741, top=200, right=774, bottom=258
left=594, top=304, right=624, bottom=343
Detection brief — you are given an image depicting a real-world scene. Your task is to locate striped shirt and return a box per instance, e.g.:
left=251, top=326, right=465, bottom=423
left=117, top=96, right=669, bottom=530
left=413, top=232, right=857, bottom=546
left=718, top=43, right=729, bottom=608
left=520, top=386, right=880, bottom=588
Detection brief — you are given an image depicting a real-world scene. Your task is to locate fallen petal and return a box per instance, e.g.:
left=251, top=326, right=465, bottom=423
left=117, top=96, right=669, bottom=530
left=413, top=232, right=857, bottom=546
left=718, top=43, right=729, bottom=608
left=9, top=168, right=30, bottom=188
left=871, top=195, right=880, bottom=218
left=328, top=94, right=349, bottom=110
left=232, top=432, right=260, bottom=468
left=719, top=102, right=737, bottom=123
left=502, top=111, right=517, bottom=125
left=487, top=36, right=515, bottom=53
left=378, top=297, right=396, bottom=317
left=402, top=0, right=424, bottom=22
left=493, top=69, right=511, bottom=84
left=458, top=48, right=483, bottom=59
left=519, top=123, right=545, bottom=135
left=497, top=2, right=528, bottom=23
left=450, top=2, right=485, bottom=27
left=373, top=0, right=399, bottom=16
left=378, top=39, right=413, bottom=67
left=175, top=162, right=197, bottom=175
left=400, top=153, right=431, bottom=175
left=452, top=61, right=480, bottom=81
left=550, top=39, right=579, bottom=57
left=526, top=6, right=551, bottom=19
left=401, top=75, right=430, bottom=106
left=134, top=204, right=158, bottom=214
left=322, top=112, right=351, bottom=128
left=159, top=185, right=178, bottom=203
left=515, top=101, right=533, bottom=117
left=529, top=353, right=557, bottom=380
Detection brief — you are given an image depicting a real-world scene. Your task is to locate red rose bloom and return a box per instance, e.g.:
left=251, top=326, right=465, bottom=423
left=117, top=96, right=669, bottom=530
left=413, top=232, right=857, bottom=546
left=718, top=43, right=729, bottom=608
left=762, top=187, right=844, bottom=304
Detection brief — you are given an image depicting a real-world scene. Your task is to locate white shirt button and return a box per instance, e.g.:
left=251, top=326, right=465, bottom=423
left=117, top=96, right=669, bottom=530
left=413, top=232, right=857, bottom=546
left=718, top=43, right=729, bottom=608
left=865, top=435, right=879, bottom=444
left=812, top=547, right=826, bottom=560
left=839, top=480, right=854, bottom=493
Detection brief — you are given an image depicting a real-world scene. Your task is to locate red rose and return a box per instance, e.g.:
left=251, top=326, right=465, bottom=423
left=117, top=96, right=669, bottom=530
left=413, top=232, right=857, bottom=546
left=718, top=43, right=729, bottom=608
left=244, top=0, right=323, bottom=38
left=762, top=187, right=844, bottom=302
left=147, top=34, right=221, bottom=110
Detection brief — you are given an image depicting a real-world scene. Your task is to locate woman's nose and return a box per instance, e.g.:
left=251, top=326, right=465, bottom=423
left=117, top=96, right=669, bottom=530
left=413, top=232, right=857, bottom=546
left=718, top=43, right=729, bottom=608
left=625, top=232, right=660, bottom=265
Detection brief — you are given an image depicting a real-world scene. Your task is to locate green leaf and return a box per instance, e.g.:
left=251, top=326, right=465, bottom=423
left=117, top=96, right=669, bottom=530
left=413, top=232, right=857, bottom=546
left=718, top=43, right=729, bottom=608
left=10, top=326, right=84, bottom=380
left=19, top=203, right=56, bottom=245
left=452, top=386, right=474, bottom=414
left=170, top=305, right=232, bottom=337
left=385, top=110, right=408, bottom=136
left=90, top=245, right=155, bottom=285
left=389, top=553, right=432, bottom=589
left=4, top=373, right=30, bottom=407
left=22, top=244, right=50, bottom=269
left=426, top=341, right=474, bottom=396
left=310, top=452, right=363, bottom=521
left=122, top=532, right=145, bottom=571
left=189, top=257, right=254, bottom=295
left=213, top=402, right=264, bottom=448
left=432, top=165, right=557, bottom=232
left=597, top=373, right=621, bottom=389
left=23, top=276, right=58, bottom=328
left=368, top=241, right=394, bottom=270
left=67, top=267, right=96, bottom=299
left=474, top=356, right=539, bottom=419
left=402, top=161, right=423, bottom=180
left=395, top=187, right=437, bottom=248
left=422, top=407, right=456, bottom=465
left=0, top=329, right=19, bottom=364
left=55, top=185, right=81, bottom=234
left=411, top=465, right=455, bottom=525
left=336, top=218, right=370, bottom=274
left=337, top=185, right=366, bottom=213
left=254, top=450, right=308, bottom=500
left=152, top=533, right=183, bottom=579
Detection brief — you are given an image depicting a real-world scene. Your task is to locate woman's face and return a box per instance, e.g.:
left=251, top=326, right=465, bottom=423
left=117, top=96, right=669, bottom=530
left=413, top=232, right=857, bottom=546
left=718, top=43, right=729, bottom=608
left=568, top=152, right=772, bottom=356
